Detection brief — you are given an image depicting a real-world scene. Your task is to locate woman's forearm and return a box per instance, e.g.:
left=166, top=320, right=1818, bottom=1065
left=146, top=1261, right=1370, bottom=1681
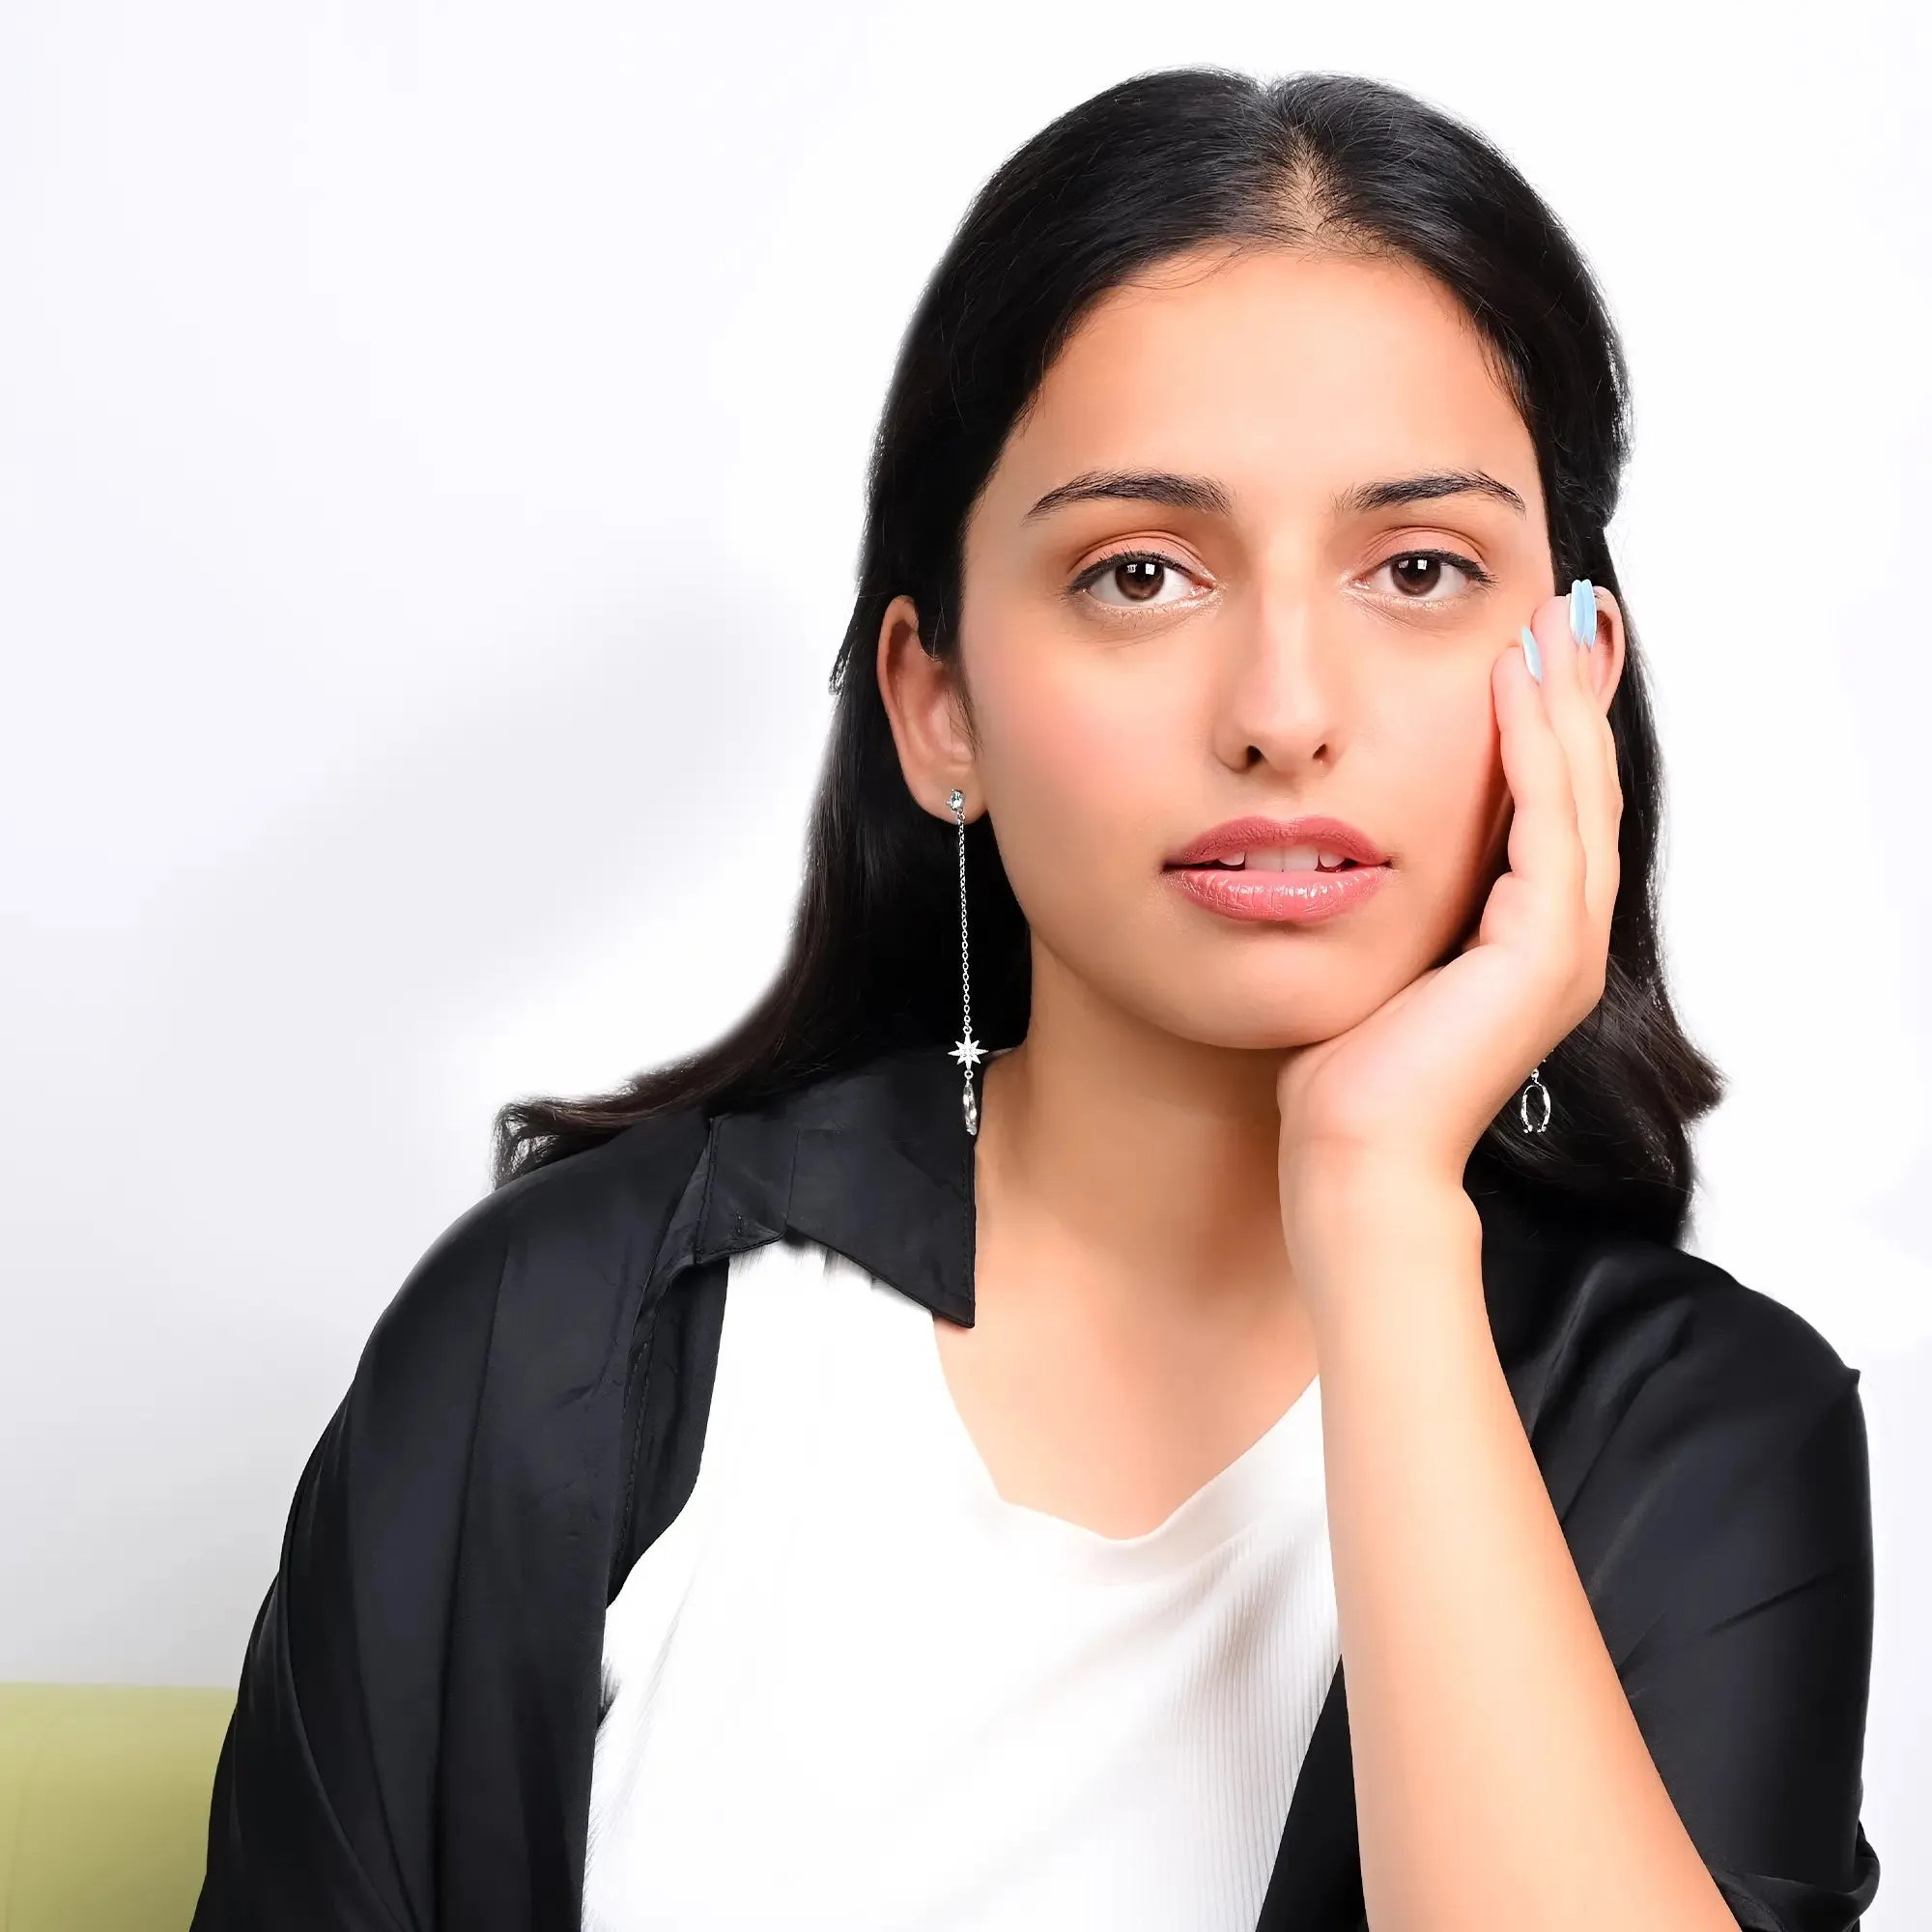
left=1295, top=1157, right=1736, bottom=1932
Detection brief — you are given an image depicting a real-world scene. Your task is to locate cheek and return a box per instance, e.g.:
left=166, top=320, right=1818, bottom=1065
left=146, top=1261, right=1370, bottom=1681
left=1382, top=671, right=1508, bottom=931
left=971, top=649, right=1179, bottom=934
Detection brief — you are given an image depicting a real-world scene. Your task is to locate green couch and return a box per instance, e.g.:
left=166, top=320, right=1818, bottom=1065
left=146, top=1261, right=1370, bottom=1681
left=0, top=1684, right=232, bottom=1931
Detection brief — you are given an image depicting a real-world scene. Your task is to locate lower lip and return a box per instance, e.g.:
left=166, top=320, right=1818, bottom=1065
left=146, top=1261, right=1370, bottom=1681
left=1164, top=862, right=1391, bottom=924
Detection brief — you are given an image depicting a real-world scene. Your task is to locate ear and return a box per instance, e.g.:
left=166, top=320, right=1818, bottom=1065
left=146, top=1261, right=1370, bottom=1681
left=875, top=593, right=979, bottom=818
left=1579, top=582, right=1629, bottom=716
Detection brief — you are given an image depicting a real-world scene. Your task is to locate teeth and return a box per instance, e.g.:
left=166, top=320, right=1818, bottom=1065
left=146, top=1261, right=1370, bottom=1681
left=1196, top=846, right=1367, bottom=870
left=1249, top=845, right=1320, bottom=871
left=1202, top=846, right=1362, bottom=871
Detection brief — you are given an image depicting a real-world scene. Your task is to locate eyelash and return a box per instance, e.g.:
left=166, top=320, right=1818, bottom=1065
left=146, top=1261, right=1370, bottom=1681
left=1366, top=547, right=1495, bottom=600
left=1069, top=545, right=1495, bottom=611
left=1069, top=548, right=1204, bottom=611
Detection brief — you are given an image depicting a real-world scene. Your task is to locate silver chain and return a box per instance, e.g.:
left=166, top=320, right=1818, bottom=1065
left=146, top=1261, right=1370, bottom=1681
left=951, top=791, right=971, bottom=1042
left=948, top=789, right=982, bottom=1136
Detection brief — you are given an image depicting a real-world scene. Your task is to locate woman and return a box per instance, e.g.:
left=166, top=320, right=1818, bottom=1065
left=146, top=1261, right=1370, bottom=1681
left=193, top=68, right=1880, bottom=1932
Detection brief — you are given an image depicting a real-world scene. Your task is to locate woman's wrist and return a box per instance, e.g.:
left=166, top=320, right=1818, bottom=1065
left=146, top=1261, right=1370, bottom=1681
left=1279, top=1148, right=1484, bottom=1330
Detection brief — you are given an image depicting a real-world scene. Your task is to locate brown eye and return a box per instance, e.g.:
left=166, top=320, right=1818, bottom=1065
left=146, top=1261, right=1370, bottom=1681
left=1074, top=550, right=1204, bottom=611
left=1367, top=549, right=1490, bottom=602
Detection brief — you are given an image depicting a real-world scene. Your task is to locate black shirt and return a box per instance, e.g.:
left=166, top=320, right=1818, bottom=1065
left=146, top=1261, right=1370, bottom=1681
left=190, top=1043, right=1881, bottom=1930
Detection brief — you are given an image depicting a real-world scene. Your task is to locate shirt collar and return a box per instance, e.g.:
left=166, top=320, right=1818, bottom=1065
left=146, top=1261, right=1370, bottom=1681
left=685, top=1042, right=980, bottom=1325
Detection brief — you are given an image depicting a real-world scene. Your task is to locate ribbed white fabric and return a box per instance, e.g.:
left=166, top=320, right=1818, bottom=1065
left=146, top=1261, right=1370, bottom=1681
left=582, top=1234, right=1340, bottom=1932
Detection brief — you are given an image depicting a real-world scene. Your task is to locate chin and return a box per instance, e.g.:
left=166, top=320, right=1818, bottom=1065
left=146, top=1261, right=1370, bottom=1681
left=1155, top=977, right=1395, bottom=1053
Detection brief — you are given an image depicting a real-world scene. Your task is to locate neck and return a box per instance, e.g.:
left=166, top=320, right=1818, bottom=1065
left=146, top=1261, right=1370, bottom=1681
left=977, top=943, right=1297, bottom=1327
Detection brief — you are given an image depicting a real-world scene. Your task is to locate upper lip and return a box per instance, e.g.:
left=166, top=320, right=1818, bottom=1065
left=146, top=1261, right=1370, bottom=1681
left=1164, top=814, right=1388, bottom=868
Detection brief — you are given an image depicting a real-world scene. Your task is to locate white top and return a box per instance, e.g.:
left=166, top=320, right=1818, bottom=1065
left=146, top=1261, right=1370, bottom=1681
left=582, top=1234, right=1340, bottom=1932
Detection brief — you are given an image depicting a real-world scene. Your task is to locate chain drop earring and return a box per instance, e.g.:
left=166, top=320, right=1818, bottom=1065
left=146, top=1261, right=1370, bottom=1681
left=1519, top=1064, right=1551, bottom=1135
left=947, top=789, right=984, bottom=1137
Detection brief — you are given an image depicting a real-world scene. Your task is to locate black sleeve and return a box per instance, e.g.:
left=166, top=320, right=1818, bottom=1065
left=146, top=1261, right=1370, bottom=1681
left=190, top=1207, right=508, bottom=1931
left=1575, top=1327, right=1880, bottom=1930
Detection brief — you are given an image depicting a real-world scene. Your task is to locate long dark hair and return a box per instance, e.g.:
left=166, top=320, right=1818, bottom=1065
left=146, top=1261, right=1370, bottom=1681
left=494, top=67, right=1721, bottom=1242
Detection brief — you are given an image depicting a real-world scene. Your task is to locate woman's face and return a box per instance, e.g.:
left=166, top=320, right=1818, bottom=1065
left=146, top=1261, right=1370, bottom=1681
left=882, top=242, right=1623, bottom=1052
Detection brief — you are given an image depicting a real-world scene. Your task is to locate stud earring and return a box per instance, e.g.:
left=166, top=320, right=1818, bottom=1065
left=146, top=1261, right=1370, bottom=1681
left=1519, top=1064, right=1552, bottom=1135
left=948, top=789, right=983, bottom=1137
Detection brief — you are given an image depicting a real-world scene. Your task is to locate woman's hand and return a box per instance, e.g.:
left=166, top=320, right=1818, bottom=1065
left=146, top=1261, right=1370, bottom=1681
left=1274, top=584, right=1623, bottom=1273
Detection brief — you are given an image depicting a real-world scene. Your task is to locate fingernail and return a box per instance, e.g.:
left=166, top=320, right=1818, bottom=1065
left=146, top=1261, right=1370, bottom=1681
left=1569, top=579, right=1596, bottom=648
left=1520, top=624, right=1543, bottom=683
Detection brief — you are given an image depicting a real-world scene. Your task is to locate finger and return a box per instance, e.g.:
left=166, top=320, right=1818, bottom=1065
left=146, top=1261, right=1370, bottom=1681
left=1492, top=624, right=1584, bottom=925
left=1528, top=583, right=1622, bottom=929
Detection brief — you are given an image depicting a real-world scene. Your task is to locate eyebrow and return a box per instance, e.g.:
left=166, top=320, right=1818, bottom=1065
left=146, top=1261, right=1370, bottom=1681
left=1021, top=469, right=1234, bottom=523
left=1335, top=470, right=1527, bottom=517
left=1021, top=466, right=1526, bottom=524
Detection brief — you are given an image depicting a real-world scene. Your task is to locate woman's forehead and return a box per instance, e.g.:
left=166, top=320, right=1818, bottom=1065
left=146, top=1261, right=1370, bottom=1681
left=987, top=246, right=1538, bottom=526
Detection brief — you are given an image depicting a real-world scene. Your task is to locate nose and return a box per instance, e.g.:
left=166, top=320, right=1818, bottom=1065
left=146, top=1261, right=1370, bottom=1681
left=1209, top=576, right=1348, bottom=778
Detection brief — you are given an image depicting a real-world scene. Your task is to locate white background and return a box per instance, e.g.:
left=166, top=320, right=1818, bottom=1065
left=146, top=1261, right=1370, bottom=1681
left=3, top=0, right=1926, bottom=1918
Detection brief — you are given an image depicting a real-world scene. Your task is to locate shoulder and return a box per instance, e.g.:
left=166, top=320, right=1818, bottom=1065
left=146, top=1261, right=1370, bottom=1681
left=349, top=1104, right=713, bottom=1424
left=1482, top=1182, right=1860, bottom=1459
left=1548, top=1227, right=1861, bottom=1453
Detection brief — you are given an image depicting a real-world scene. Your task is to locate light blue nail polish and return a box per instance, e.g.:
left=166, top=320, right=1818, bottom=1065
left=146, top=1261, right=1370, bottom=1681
left=1570, top=579, right=1596, bottom=648
left=1520, top=625, right=1543, bottom=682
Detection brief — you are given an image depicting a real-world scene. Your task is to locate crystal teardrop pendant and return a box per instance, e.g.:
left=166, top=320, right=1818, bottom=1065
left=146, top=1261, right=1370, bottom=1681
left=951, top=1031, right=983, bottom=1137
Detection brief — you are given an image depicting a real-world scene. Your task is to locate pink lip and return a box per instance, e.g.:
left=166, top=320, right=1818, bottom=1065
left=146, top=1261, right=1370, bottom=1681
left=1166, top=814, right=1387, bottom=868
left=1163, top=813, right=1391, bottom=926
left=1166, top=863, right=1389, bottom=924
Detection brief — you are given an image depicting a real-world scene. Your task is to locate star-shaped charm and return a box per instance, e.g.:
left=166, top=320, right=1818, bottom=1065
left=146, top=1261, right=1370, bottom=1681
left=951, top=1031, right=985, bottom=1072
